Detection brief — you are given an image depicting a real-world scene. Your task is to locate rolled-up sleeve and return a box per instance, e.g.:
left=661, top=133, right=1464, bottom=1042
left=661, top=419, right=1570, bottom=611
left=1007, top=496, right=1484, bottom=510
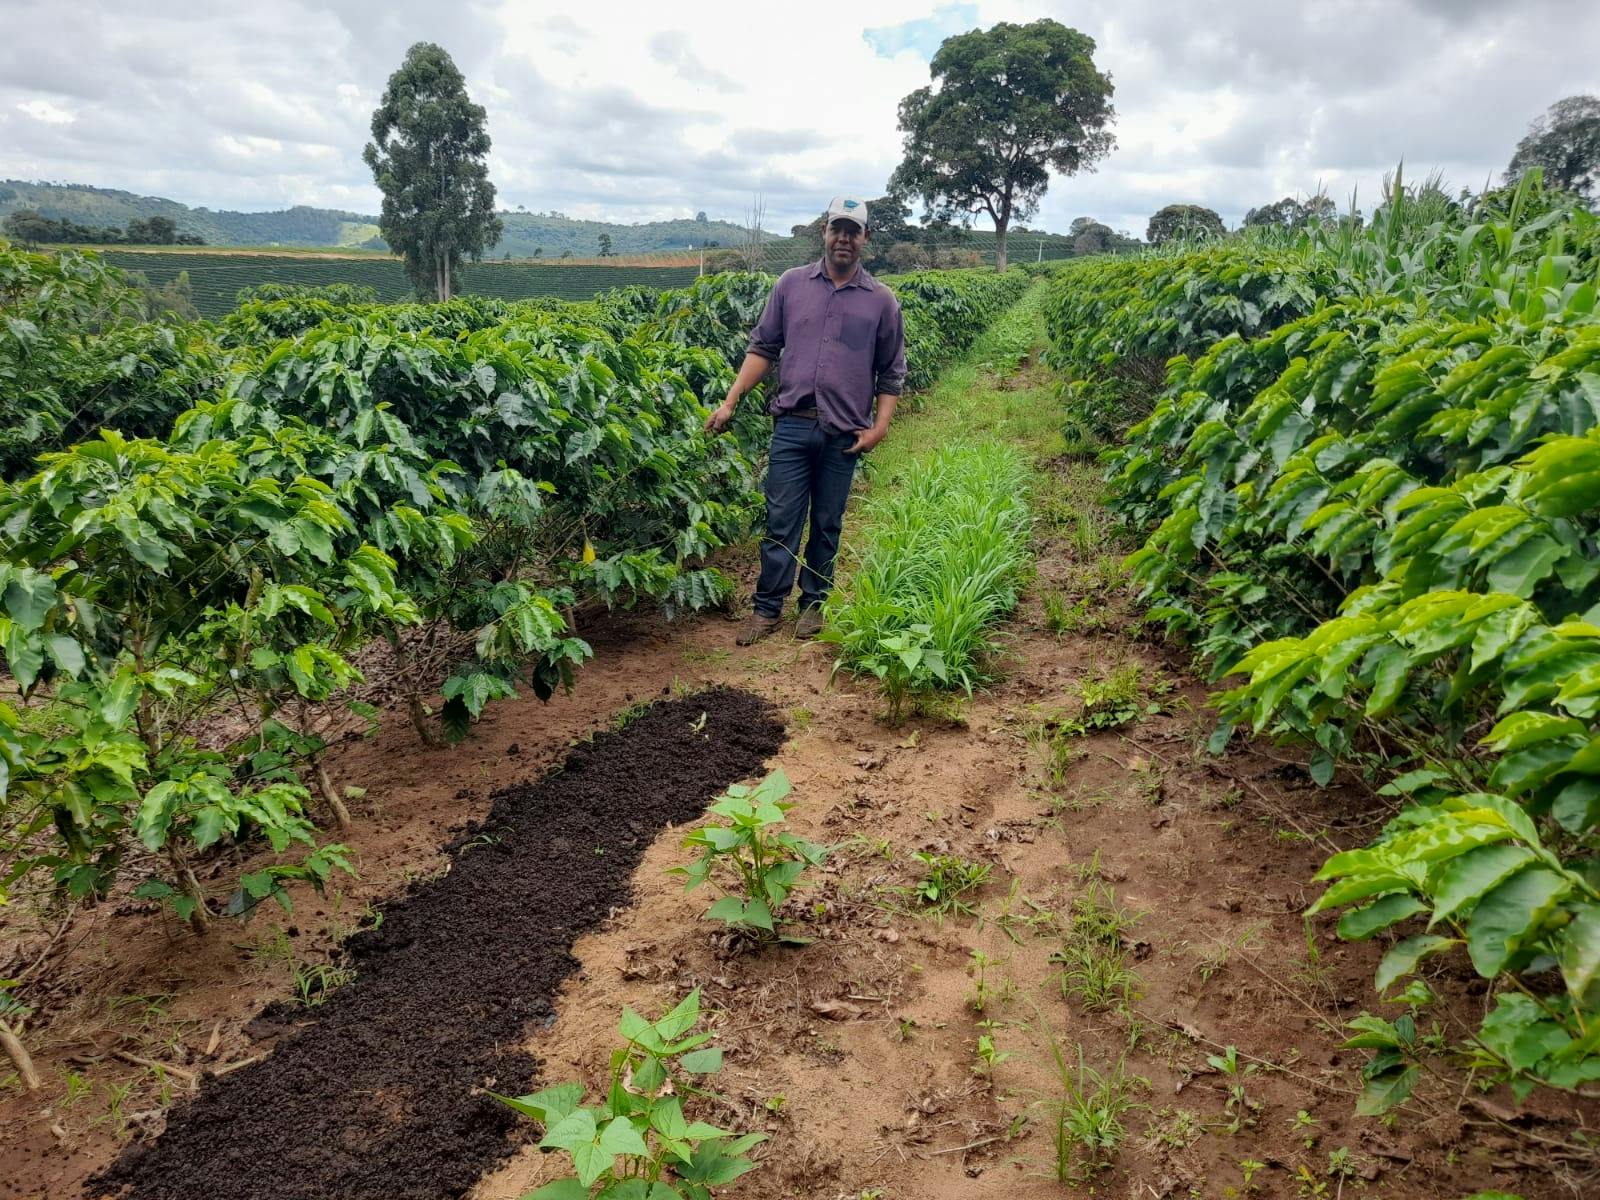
left=873, top=300, right=907, bottom=396
left=746, top=278, right=785, bottom=361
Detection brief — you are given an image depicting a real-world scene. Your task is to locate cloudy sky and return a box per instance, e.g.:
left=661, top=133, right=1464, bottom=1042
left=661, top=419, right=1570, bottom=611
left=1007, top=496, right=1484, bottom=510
left=2, top=0, right=1596, bottom=238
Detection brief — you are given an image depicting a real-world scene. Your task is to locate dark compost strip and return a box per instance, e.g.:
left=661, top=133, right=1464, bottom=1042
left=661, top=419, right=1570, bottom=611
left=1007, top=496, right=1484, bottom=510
left=91, top=687, right=784, bottom=1200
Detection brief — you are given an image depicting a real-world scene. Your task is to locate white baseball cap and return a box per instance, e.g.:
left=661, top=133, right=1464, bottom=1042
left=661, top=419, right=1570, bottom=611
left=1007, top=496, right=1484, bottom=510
left=825, top=196, right=870, bottom=231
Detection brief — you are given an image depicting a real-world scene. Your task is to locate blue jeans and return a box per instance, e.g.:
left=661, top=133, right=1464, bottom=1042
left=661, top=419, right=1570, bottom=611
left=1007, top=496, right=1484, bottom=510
left=754, top=416, right=860, bottom=617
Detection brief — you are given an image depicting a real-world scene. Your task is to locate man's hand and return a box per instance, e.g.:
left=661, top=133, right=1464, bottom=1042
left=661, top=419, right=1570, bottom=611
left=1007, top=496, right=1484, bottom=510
left=704, top=393, right=739, bottom=434
left=847, top=423, right=889, bottom=455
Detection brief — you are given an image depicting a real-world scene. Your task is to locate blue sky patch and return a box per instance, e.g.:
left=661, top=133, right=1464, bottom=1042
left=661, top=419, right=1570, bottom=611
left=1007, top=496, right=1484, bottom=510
left=862, top=4, right=979, bottom=61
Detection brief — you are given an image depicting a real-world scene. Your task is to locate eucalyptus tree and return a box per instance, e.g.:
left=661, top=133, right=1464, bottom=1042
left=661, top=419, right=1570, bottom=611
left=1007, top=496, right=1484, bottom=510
left=363, top=42, right=503, bottom=301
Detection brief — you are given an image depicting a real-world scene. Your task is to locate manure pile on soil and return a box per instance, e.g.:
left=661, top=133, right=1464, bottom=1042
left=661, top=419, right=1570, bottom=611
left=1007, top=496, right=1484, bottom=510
left=91, top=687, right=784, bottom=1200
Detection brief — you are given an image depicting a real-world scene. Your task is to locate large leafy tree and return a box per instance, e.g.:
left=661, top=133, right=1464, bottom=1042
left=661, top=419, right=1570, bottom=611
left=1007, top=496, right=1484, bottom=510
left=1146, top=204, right=1225, bottom=246
left=363, top=43, right=503, bottom=301
left=1243, top=195, right=1336, bottom=231
left=1506, top=95, right=1600, bottom=202
left=890, top=19, right=1115, bottom=272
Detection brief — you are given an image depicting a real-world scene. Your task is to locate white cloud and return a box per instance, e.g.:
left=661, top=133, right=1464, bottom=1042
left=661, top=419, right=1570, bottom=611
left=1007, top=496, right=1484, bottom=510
left=16, top=98, right=76, bottom=125
left=0, top=0, right=1595, bottom=236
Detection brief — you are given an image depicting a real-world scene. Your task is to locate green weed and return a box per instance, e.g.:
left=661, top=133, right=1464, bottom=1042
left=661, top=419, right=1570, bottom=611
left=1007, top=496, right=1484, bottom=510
left=292, top=960, right=354, bottom=1008
left=1036, top=1041, right=1147, bottom=1184
left=823, top=444, right=1032, bottom=724
left=907, top=852, right=991, bottom=918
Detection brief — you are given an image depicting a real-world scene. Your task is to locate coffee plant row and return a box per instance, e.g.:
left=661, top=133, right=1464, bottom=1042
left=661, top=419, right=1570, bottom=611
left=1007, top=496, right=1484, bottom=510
left=0, top=241, right=1028, bottom=931
left=1044, top=172, right=1600, bottom=1108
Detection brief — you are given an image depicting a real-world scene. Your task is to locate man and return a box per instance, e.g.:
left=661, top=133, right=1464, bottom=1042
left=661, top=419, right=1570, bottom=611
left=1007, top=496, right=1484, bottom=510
left=704, top=196, right=908, bottom=645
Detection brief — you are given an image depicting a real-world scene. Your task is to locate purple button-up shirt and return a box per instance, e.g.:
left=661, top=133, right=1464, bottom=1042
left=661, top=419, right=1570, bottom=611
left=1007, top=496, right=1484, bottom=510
left=746, top=260, right=908, bottom=433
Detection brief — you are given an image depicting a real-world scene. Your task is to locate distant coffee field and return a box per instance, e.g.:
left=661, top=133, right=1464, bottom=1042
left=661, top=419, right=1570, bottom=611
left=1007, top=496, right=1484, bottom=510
left=98, top=250, right=702, bottom=317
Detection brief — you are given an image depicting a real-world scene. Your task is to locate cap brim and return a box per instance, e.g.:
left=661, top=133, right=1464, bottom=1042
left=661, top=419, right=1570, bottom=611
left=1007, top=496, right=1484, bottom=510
left=828, top=215, right=867, bottom=231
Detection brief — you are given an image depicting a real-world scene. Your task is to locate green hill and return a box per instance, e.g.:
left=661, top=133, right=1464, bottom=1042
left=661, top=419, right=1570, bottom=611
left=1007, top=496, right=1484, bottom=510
left=0, top=181, right=752, bottom=255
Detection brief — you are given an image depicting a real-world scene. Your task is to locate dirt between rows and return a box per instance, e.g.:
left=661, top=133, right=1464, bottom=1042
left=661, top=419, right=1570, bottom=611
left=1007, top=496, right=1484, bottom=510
left=67, top=688, right=784, bottom=1200
left=4, top=458, right=1597, bottom=1199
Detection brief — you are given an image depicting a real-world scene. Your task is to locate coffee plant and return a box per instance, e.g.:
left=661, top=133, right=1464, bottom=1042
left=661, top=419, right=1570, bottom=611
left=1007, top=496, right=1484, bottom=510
left=1044, top=170, right=1600, bottom=1107
left=0, top=244, right=1028, bottom=941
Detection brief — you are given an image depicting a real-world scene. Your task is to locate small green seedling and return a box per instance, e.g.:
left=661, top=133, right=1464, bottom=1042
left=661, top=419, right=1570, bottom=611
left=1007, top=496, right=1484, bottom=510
left=1207, top=1046, right=1262, bottom=1134
left=1292, top=1108, right=1317, bottom=1148
left=909, top=852, right=991, bottom=918
left=855, top=624, right=947, bottom=725
left=1231, top=1157, right=1267, bottom=1196
left=492, top=989, right=764, bottom=1199
left=975, top=1034, right=1011, bottom=1078
left=671, top=769, right=830, bottom=945
left=966, top=949, right=1013, bottom=1013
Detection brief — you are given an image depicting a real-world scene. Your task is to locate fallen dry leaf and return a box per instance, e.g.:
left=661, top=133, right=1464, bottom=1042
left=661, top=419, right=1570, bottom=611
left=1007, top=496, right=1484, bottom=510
left=809, top=999, right=868, bottom=1021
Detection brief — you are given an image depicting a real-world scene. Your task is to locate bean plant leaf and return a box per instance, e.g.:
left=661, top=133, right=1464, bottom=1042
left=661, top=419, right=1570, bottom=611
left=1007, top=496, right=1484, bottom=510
left=704, top=896, right=749, bottom=926
left=742, top=897, right=774, bottom=931
left=678, top=1047, right=723, bottom=1074
left=540, top=1107, right=599, bottom=1152
left=492, top=1082, right=584, bottom=1125
left=528, top=1180, right=590, bottom=1200
left=597, top=1116, right=649, bottom=1158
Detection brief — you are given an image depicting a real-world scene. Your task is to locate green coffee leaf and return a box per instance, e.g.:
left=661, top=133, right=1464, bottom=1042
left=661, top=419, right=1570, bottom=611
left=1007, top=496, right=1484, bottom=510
left=1375, top=935, right=1458, bottom=993
left=1557, top=902, right=1600, bottom=1005
left=1465, top=867, right=1571, bottom=976
left=1338, top=893, right=1427, bottom=941
left=1356, top=1064, right=1418, bottom=1116
left=1479, top=993, right=1571, bottom=1071
left=1428, top=843, right=1538, bottom=924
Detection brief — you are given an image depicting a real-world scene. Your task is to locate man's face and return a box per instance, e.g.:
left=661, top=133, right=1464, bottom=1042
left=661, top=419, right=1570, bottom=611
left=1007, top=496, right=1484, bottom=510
left=824, top=217, right=868, bottom=271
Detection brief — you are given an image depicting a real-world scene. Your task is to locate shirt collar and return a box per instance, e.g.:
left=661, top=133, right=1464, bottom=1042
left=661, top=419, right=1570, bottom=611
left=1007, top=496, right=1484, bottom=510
left=810, top=258, right=872, bottom=289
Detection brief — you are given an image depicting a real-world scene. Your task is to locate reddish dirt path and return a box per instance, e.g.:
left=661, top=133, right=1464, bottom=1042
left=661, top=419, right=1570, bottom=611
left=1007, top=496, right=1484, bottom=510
left=4, top=473, right=1595, bottom=1199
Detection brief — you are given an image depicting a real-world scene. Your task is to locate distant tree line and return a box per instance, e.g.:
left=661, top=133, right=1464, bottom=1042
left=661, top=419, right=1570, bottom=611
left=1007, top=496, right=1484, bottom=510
left=3, top=210, right=204, bottom=245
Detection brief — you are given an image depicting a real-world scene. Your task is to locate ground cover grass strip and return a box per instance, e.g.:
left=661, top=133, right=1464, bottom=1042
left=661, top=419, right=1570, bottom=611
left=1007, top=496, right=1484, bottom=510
left=823, top=444, right=1031, bottom=718
left=89, top=688, right=783, bottom=1200
left=822, top=284, right=1055, bottom=718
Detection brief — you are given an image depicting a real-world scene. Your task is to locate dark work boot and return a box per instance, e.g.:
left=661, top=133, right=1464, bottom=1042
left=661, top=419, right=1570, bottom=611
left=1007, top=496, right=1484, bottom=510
left=736, top=612, right=784, bottom=646
left=794, top=607, right=824, bottom=640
